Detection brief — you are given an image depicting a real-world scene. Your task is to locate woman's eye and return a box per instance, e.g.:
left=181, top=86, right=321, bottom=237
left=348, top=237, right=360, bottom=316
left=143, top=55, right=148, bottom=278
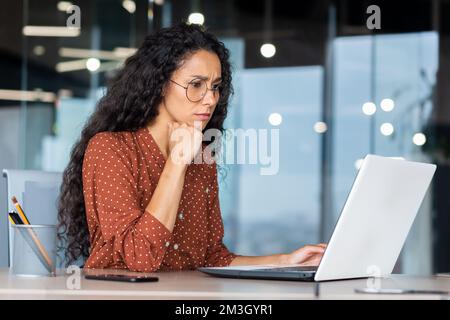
left=191, top=82, right=202, bottom=88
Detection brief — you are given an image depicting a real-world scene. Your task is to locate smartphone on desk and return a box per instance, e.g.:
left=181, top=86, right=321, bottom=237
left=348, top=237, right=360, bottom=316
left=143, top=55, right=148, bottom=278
left=85, top=274, right=159, bottom=283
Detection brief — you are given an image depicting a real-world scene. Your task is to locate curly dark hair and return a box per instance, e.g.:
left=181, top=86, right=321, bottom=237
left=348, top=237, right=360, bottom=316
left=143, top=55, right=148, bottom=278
left=57, top=23, right=233, bottom=266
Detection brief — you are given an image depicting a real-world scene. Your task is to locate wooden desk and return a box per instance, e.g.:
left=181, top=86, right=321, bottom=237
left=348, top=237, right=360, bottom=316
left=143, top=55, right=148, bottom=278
left=0, top=268, right=449, bottom=300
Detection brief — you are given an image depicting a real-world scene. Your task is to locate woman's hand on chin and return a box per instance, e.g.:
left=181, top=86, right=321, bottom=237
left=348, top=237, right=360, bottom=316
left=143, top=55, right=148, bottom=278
left=168, top=121, right=203, bottom=165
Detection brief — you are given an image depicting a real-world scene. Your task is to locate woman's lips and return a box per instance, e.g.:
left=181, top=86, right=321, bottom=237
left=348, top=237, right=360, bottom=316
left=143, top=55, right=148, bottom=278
left=195, top=113, right=211, bottom=120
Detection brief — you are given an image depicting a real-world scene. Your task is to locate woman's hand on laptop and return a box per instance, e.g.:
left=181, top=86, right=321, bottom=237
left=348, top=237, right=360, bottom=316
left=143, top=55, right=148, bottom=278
left=280, top=243, right=327, bottom=266
left=228, top=243, right=327, bottom=267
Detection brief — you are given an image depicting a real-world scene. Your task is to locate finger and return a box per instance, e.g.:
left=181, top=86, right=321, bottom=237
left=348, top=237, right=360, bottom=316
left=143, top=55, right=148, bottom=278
left=303, top=245, right=326, bottom=253
left=308, top=244, right=327, bottom=250
left=307, top=243, right=327, bottom=247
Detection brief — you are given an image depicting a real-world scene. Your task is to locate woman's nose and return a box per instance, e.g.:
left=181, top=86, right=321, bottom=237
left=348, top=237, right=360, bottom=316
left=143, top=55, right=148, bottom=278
left=202, top=88, right=217, bottom=106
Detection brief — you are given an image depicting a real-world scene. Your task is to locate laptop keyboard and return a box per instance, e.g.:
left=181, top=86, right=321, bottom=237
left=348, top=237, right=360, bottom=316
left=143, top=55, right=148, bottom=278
left=253, top=266, right=318, bottom=272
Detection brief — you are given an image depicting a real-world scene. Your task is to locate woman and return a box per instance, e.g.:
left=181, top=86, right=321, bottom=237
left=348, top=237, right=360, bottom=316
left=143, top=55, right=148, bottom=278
left=58, top=23, right=326, bottom=272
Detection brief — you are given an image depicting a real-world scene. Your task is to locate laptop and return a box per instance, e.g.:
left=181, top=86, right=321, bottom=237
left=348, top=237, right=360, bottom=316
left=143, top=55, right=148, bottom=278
left=198, top=154, right=437, bottom=282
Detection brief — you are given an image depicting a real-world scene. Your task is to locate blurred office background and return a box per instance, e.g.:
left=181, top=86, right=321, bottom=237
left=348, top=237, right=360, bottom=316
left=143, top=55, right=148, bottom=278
left=0, top=0, right=449, bottom=274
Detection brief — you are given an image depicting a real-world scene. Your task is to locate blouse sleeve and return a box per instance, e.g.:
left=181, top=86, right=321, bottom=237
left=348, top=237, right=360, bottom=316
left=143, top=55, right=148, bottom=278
left=83, top=133, right=172, bottom=272
left=203, top=163, right=238, bottom=267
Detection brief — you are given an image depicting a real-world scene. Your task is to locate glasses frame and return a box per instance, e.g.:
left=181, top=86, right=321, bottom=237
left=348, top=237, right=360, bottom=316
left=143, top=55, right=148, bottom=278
left=170, top=79, right=221, bottom=103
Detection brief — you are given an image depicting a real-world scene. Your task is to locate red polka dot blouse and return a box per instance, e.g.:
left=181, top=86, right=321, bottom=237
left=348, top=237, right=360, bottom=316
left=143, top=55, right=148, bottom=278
left=82, top=127, right=238, bottom=272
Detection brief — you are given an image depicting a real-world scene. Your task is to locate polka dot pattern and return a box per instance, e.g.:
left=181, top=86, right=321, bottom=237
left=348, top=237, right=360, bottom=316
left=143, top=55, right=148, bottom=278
left=82, top=127, right=238, bottom=272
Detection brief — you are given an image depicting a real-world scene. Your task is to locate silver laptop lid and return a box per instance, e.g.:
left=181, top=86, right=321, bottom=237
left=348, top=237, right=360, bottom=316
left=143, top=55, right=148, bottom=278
left=315, top=154, right=436, bottom=281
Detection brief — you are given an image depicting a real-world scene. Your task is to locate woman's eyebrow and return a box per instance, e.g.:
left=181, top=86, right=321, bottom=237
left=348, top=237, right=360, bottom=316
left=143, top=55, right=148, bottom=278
left=190, top=75, right=222, bottom=82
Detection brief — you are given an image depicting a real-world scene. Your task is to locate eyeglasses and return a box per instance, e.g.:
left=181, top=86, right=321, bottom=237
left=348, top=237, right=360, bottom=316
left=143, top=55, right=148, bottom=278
left=170, top=78, right=222, bottom=103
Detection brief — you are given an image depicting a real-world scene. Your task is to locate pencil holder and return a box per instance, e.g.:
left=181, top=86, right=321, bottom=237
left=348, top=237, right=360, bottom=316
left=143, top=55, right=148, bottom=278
left=11, top=224, right=57, bottom=277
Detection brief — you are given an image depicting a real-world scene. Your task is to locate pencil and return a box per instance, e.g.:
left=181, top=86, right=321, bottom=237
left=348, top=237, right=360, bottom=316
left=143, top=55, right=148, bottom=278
left=9, top=197, right=55, bottom=272
left=11, top=196, right=30, bottom=224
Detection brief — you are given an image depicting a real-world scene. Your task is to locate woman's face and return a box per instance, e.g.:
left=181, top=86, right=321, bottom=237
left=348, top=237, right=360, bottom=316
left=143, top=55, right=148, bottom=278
left=161, top=49, right=222, bottom=130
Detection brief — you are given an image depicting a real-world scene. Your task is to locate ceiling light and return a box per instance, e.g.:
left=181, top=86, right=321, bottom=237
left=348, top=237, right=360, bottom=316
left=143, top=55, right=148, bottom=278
left=57, top=1, right=73, bottom=12
left=86, top=58, right=101, bottom=72
left=380, top=98, right=395, bottom=112
left=33, top=45, right=45, bottom=56
left=122, top=0, right=136, bottom=14
left=314, top=121, right=328, bottom=134
left=23, top=26, right=80, bottom=37
left=0, top=89, right=56, bottom=102
left=188, top=13, right=205, bottom=25
left=56, top=59, right=88, bottom=72
left=362, top=102, right=376, bottom=116
left=260, top=43, right=276, bottom=58
left=268, top=113, right=282, bottom=126
left=412, top=133, right=427, bottom=146
left=380, top=122, right=394, bottom=136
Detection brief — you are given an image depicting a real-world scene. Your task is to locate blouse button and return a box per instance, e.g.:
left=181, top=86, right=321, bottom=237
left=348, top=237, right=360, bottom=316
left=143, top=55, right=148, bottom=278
left=173, top=244, right=179, bottom=250
left=178, top=212, right=184, bottom=220
left=165, top=241, right=170, bottom=247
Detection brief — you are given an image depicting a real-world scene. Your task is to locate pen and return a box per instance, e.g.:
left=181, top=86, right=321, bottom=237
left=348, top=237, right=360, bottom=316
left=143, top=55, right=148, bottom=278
left=8, top=212, right=17, bottom=225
